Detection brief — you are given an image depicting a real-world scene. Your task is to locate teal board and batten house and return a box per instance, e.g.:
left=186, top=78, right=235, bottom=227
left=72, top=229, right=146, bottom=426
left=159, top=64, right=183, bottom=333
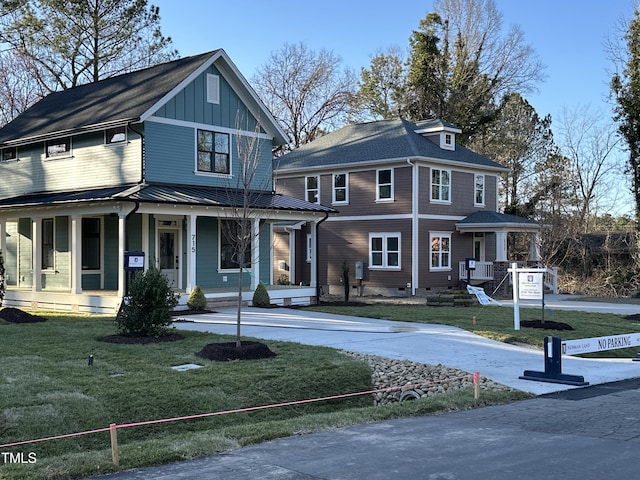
left=0, top=50, right=334, bottom=313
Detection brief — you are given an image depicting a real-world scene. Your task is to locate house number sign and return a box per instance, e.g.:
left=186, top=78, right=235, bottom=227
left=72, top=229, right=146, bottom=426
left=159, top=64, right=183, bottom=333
left=191, top=234, right=196, bottom=253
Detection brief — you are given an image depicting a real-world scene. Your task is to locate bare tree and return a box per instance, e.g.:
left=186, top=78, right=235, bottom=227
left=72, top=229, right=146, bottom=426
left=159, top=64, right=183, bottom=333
left=219, top=114, right=271, bottom=347
left=557, top=105, right=623, bottom=232
left=252, top=42, right=357, bottom=152
left=0, top=50, right=44, bottom=126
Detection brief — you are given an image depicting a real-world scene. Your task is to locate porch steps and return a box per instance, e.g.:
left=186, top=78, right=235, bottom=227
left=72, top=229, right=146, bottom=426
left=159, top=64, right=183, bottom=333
left=426, top=290, right=474, bottom=307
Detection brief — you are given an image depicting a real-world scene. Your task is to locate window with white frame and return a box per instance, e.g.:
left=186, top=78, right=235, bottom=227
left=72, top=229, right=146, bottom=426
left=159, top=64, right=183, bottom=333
left=377, top=168, right=393, bottom=201
left=306, top=176, right=319, bottom=203
left=369, top=233, right=400, bottom=269
left=42, top=218, right=55, bottom=270
left=46, top=137, right=71, bottom=158
left=431, top=168, right=450, bottom=202
left=332, top=173, right=348, bottom=203
left=197, top=129, right=230, bottom=174
left=82, top=217, right=101, bottom=270
left=105, top=126, right=127, bottom=145
left=306, top=234, right=313, bottom=262
left=1, top=147, right=17, bottom=162
left=430, top=232, right=451, bottom=270
left=474, top=174, right=485, bottom=206
left=219, top=219, right=252, bottom=270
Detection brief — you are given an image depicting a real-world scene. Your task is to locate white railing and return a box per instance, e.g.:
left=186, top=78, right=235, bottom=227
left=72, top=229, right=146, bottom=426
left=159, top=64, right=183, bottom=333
left=544, top=267, right=559, bottom=294
left=458, top=261, right=494, bottom=281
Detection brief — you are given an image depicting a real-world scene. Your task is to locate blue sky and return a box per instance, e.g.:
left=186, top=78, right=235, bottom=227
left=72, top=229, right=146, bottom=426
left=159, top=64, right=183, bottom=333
left=152, top=0, right=634, bottom=122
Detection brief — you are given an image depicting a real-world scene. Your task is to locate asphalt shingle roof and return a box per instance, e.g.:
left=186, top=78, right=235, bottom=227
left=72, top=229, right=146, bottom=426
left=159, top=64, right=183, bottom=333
left=275, top=118, right=507, bottom=172
left=0, top=51, right=217, bottom=145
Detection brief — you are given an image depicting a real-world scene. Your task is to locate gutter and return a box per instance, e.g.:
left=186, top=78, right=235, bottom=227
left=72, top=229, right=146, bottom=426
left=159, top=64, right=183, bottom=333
left=315, top=211, right=330, bottom=304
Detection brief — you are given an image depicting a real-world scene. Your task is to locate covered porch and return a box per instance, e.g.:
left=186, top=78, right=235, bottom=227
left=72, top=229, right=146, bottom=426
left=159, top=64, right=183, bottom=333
left=455, top=211, right=558, bottom=294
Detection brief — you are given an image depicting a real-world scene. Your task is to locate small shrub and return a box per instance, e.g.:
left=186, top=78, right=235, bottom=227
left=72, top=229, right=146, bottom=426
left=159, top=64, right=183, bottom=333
left=252, top=283, right=271, bottom=307
left=187, top=285, right=207, bottom=311
left=116, top=267, right=178, bottom=336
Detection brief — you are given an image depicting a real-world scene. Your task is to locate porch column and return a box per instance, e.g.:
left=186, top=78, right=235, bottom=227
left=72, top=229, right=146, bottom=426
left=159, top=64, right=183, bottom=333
left=117, top=213, right=126, bottom=298
left=495, top=230, right=508, bottom=262
left=186, top=214, right=197, bottom=293
left=0, top=218, right=5, bottom=267
left=71, top=215, right=82, bottom=294
left=32, top=218, right=42, bottom=291
left=529, top=231, right=541, bottom=261
left=251, top=218, right=260, bottom=290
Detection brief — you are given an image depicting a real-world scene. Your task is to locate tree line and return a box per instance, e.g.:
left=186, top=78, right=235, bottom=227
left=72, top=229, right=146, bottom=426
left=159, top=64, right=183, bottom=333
left=1, top=0, right=639, bottom=295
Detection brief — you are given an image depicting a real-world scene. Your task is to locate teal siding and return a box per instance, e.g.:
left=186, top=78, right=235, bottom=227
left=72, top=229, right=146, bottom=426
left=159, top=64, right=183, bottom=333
left=259, top=222, right=270, bottom=284
left=195, top=217, right=218, bottom=286
left=145, top=122, right=273, bottom=190
left=82, top=273, right=101, bottom=290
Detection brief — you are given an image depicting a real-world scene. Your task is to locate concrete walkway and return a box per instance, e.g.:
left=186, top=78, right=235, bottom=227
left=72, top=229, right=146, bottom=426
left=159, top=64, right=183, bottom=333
left=89, top=297, right=640, bottom=480
left=174, top=296, right=640, bottom=395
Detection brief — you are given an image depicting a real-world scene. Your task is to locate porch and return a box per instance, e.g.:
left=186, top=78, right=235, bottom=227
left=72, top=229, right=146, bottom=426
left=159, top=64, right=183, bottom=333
left=1, top=285, right=318, bottom=315
left=458, top=261, right=559, bottom=294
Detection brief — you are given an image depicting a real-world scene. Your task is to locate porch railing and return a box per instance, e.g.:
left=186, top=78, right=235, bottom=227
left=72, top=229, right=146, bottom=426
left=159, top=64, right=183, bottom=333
left=458, top=261, right=493, bottom=281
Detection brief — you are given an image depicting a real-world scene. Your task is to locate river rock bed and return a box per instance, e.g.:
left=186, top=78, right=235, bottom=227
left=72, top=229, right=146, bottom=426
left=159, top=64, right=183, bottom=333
left=343, top=351, right=516, bottom=405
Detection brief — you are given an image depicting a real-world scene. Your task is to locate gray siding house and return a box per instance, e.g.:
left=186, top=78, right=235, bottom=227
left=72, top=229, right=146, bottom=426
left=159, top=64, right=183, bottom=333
left=0, top=50, right=333, bottom=313
left=274, top=118, right=542, bottom=297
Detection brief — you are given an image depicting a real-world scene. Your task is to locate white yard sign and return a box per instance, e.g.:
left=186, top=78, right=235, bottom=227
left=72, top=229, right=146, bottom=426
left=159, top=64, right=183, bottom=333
left=518, top=272, right=543, bottom=300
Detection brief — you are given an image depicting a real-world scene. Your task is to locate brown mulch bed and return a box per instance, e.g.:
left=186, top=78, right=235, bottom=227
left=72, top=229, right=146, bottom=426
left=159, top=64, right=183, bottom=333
left=624, top=314, right=640, bottom=322
left=0, top=307, right=47, bottom=323
left=521, top=319, right=574, bottom=330
left=196, top=341, right=276, bottom=361
left=99, top=332, right=185, bottom=344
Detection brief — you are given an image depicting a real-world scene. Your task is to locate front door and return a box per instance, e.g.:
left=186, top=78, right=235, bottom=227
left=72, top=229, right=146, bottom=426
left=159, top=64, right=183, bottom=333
left=473, top=233, right=485, bottom=262
left=159, top=229, right=179, bottom=288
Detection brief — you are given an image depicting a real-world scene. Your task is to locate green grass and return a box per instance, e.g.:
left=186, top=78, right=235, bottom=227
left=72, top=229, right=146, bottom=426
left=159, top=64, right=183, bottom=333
left=304, top=303, right=640, bottom=358
left=0, top=311, right=527, bottom=480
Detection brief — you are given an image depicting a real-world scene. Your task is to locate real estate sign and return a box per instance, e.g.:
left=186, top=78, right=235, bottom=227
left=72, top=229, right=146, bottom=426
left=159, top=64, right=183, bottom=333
left=518, top=272, right=543, bottom=300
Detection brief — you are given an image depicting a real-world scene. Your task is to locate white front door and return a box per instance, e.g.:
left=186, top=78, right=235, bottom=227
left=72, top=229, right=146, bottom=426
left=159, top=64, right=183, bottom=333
left=158, top=229, right=179, bottom=288
left=473, top=233, right=485, bottom=262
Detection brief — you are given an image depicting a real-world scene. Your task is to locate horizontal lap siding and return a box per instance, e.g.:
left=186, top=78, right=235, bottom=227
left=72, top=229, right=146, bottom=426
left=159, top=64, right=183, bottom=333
left=320, top=219, right=412, bottom=288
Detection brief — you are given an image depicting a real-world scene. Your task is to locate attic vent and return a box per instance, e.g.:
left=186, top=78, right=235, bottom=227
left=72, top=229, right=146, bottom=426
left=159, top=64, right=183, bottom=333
left=207, top=74, right=220, bottom=104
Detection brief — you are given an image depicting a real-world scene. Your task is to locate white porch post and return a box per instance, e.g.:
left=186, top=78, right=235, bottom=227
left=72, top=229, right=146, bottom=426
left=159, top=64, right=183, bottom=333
left=142, top=214, right=149, bottom=269
left=71, top=215, right=82, bottom=294
left=251, top=218, right=260, bottom=290
left=32, top=218, right=41, bottom=291
left=186, top=214, right=197, bottom=293
left=117, top=213, right=126, bottom=298
left=495, top=230, right=508, bottom=262
left=529, top=231, right=541, bottom=261
left=0, top=218, right=5, bottom=266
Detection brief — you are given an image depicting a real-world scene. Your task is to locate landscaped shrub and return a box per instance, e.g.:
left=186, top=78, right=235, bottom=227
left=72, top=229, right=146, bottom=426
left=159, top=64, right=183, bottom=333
left=252, top=283, right=271, bottom=307
left=187, top=285, right=207, bottom=311
left=116, top=267, right=178, bottom=337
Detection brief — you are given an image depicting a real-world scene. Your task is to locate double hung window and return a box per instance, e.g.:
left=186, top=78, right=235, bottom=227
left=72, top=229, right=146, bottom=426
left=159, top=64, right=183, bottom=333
left=430, top=233, right=451, bottom=270
left=377, top=169, right=393, bottom=201
left=306, top=176, right=319, bottom=203
left=197, top=129, right=230, bottom=174
left=369, top=233, right=400, bottom=269
left=431, top=168, right=450, bottom=202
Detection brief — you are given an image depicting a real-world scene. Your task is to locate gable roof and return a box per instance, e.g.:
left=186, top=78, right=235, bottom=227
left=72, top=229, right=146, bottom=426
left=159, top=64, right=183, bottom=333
left=0, top=49, right=288, bottom=146
left=275, top=118, right=507, bottom=172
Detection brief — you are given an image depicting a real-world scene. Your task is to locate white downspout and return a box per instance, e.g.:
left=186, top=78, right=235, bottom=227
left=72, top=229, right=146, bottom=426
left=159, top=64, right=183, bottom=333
left=407, top=158, right=418, bottom=295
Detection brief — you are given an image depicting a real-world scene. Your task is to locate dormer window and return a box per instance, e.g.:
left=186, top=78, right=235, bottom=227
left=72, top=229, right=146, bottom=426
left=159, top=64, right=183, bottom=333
left=46, top=137, right=71, bottom=158
left=441, top=132, right=455, bottom=151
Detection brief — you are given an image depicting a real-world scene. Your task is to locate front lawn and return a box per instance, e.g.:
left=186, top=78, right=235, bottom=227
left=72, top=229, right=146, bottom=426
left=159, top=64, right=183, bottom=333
left=0, top=311, right=526, bottom=480
left=304, top=303, right=640, bottom=358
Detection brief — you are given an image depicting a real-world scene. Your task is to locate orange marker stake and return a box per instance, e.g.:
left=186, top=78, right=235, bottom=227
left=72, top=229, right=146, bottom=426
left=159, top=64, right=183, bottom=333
left=473, top=372, right=480, bottom=400
left=472, top=316, right=477, bottom=326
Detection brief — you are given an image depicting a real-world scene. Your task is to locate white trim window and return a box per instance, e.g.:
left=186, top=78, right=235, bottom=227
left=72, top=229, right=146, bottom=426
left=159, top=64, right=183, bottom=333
left=197, top=129, right=230, bottom=175
left=332, top=173, right=348, bottom=204
left=42, top=218, right=55, bottom=270
left=82, top=217, right=102, bottom=270
left=1, top=147, right=17, bottom=162
left=219, top=219, right=252, bottom=271
left=306, top=176, right=319, bottom=203
left=369, top=232, right=401, bottom=269
left=474, top=174, right=485, bottom=206
left=376, top=168, right=394, bottom=201
left=430, top=232, right=451, bottom=270
left=431, top=168, right=451, bottom=202
left=45, top=137, right=71, bottom=158
left=105, top=126, right=127, bottom=145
